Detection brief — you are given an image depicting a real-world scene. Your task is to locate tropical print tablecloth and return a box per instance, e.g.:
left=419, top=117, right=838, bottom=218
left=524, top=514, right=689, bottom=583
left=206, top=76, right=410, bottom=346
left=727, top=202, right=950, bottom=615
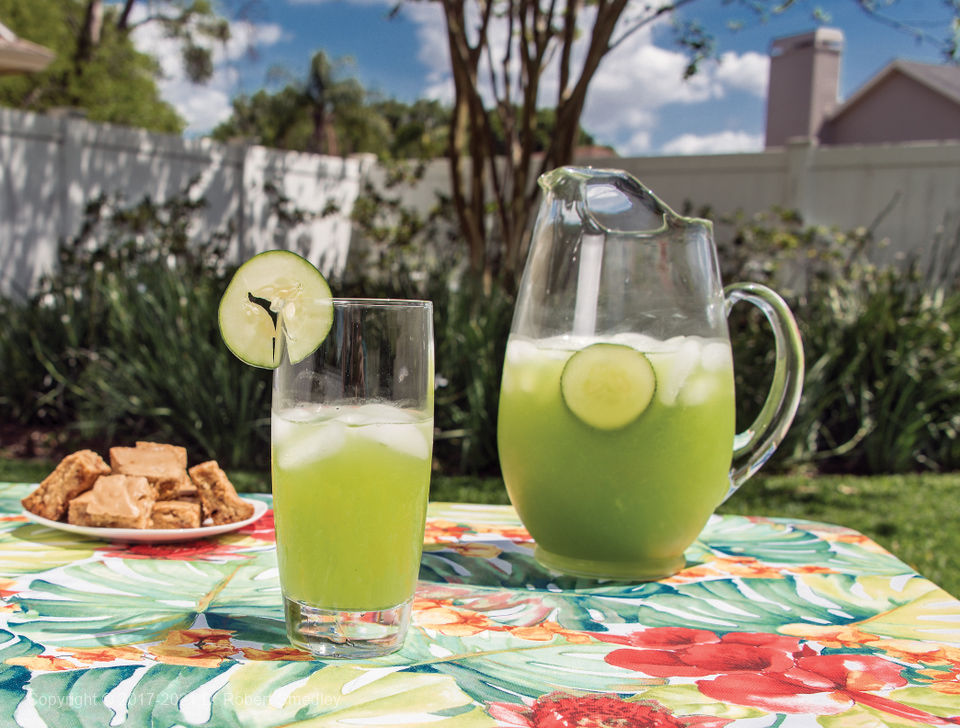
left=1, top=482, right=958, bottom=727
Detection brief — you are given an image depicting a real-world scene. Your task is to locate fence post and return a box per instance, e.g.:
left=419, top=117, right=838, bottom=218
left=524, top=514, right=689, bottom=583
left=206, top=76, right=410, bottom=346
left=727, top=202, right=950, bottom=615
left=784, top=136, right=817, bottom=224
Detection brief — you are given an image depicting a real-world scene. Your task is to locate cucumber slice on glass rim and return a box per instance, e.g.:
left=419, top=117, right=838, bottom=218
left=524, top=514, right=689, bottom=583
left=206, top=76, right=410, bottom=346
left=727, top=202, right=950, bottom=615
left=218, top=250, right=332, bottom=369
left=560, top=343, right=656, bottom=430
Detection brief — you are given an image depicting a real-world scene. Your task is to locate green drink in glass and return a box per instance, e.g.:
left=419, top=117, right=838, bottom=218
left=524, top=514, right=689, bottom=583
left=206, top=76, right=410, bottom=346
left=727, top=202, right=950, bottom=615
left=272, top=406, right=433, bottom=611
left=272, top=299, right=434, bottom=658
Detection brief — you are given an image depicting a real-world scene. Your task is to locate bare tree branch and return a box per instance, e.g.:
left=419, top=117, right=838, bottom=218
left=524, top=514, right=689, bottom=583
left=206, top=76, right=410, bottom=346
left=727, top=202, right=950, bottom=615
left=117, top=0, right=137, bottom=31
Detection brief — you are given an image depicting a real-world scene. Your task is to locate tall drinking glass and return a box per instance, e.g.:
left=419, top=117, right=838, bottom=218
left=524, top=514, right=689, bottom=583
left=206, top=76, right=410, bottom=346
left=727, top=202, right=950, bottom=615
left=271, top=299, right=434, bottom=659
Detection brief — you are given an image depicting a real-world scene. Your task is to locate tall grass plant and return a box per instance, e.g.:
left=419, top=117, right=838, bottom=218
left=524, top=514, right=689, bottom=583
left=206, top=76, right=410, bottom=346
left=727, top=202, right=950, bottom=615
left=0, top=186, right=273, bottom=468
left=722, top=210, right=960, bottom=473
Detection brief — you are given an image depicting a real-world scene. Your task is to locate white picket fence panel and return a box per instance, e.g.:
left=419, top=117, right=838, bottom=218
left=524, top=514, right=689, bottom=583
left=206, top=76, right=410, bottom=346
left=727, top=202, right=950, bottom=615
left=3, top=106, right=960, bottom=301
left=0, top=108, right=366, bottom=299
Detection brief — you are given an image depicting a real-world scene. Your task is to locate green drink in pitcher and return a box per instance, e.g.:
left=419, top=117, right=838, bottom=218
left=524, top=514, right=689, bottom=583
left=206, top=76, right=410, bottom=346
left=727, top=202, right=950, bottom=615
left=496, top=167, right=804, bottom=581
left=498, top=334, right=736, bottom=579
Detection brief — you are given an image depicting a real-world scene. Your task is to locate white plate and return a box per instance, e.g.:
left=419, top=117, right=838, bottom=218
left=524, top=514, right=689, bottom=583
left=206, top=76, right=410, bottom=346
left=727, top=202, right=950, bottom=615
left=22, top=498, right=269, bottom=544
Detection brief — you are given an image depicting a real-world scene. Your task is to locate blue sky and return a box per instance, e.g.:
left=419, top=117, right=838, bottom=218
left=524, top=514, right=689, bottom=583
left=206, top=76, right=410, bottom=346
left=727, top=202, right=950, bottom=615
left=133, top=0, right=957, bottom=155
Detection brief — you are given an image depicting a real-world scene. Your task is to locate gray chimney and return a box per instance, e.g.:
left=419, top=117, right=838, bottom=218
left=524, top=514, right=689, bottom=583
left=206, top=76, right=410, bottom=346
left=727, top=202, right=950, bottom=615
left=764, top=28, right=844, bottom=148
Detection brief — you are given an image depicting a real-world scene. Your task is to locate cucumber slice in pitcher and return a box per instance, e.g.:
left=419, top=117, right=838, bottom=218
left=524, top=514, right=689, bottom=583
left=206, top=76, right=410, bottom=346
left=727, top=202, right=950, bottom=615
left=560, top=343, right=656, bottom=429
left=218, top=250, right=333, bottom=369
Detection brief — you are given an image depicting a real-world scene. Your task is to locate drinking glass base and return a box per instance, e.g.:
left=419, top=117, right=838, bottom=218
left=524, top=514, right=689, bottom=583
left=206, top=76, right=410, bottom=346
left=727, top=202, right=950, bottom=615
left=534, top=545, right=685, bottom=581
left=284, top=596, right=412, bottom=659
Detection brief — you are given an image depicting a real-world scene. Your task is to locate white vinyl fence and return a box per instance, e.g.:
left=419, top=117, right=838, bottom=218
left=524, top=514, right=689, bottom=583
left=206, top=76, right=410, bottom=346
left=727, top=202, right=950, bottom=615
left=3, top=106, right=960, bottom=301
left=593, top=139, right=960, bottom=268
left=0, top=108, right=367, bottom=299
left=379, top=139, right=960, bottom=271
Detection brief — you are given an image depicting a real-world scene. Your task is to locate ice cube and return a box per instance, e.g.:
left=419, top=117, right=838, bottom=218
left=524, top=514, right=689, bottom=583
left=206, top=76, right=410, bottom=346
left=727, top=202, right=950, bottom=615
left=702, top=341, right=732, bottom=372
left=611, top=332, right=666, bottom=352
left=337, top=408, right=371, bottom=426
left=276, top=419, right=348, bottom=471
left=506, top=338, right=538, bottom=364
left=679, top=374, right=715, bottom=407
left=271, top=412, right=296, bottom=444
left=358, top=423, right=431, bottom=460
left=655, top=338, right=702, bottom=406
left=540, top=336, right=581, bottom=358
left=362, top=403, right=419, bottom=424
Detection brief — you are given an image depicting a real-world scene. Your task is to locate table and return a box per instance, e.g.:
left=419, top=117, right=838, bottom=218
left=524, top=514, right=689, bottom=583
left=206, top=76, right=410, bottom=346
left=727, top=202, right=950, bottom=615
left=2, top=482, right=959, bottom=727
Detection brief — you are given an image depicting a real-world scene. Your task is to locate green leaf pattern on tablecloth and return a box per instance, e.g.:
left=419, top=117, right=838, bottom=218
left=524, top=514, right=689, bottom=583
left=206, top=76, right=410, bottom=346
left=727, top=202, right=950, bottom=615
left=0, top=486, right=957, bottom=726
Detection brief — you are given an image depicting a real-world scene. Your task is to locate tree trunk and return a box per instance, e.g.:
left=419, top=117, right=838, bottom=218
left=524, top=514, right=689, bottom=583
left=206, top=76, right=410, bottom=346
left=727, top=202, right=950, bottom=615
left=435, top=0, right=665, bottom=291
left=75, top=0, right=104, bottom=66
left=441, top=0, right=491, bottom=282
left=117, top=0, right=137, bottom=31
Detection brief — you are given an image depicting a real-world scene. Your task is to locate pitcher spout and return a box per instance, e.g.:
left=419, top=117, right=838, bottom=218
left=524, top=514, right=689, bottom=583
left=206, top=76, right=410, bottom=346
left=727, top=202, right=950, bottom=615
left=538, top=165, right=711, bottom=237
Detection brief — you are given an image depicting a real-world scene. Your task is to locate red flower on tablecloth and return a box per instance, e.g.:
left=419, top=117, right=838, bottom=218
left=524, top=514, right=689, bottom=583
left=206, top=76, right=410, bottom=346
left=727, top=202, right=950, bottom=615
left=236, top=509, right=275, bottom=542
left=423, top=519, right=533, bottom=546
left=488, top=692, right=729, bottom=728
left=423, top=520, right=473, bottom=544
left=603, top=630, right=806, bottom=679
left=593, top=626, right=721, bottom=650
left=441, top=542, right=504, bottom=559
left=697, top=652, right=957, bottom=723
left=598, top=627, right=957, bottom=725
left=471, top=523, right=534, bottom=543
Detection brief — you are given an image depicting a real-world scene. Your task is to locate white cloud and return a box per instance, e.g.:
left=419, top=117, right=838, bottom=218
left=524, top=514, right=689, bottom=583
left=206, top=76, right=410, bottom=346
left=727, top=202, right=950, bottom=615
left=619, top=129, right=653, bottom=156
left=403, top=3, right=452, bottom=103
left=714, top=51, right=769, bottom=96
left=130, top=15, right=286, bottom=136
left=660, top=130, right=764, bottom=155
left=131, top=1, right=771, bottom=149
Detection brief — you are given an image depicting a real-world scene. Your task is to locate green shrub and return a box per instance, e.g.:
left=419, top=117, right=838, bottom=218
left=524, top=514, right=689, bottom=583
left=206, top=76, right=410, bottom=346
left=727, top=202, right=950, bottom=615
left=73, top=260, right=272, bottom=468
left=721, top=209, right=960, bottom=474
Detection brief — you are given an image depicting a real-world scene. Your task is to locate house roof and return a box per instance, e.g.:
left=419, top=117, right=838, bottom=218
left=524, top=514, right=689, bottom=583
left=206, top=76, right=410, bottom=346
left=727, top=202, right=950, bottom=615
left=0, top=20, right=55, bottom=75
left=830, top=59, right=960, bottom=120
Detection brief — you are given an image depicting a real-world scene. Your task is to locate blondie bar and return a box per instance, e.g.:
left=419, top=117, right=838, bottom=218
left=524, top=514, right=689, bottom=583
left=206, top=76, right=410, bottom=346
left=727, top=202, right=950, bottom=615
left=110, top=443, right=189, bottom=500
left=68, top=474, right=156, bottom=529
left=188, top=461, right=254, bottom=525
left=22, top=450, right=112, bottom=521
left=150, top=500, right=202, bottom=529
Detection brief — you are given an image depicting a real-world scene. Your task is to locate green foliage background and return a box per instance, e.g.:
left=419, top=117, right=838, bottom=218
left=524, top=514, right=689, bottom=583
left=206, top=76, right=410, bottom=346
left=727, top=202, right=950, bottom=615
left=0, top=0, right=184, bottom=132
left=718, top=208, right=960, bottom=475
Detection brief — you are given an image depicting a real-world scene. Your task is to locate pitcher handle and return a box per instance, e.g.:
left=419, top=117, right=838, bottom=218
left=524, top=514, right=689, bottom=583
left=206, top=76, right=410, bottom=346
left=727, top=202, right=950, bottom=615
left=723, top=282, right=805, bottom=502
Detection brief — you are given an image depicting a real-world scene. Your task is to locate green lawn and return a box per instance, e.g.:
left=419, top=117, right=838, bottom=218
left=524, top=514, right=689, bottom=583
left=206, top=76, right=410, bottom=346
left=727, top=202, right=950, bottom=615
left=4, top=458, right=956, bottom=598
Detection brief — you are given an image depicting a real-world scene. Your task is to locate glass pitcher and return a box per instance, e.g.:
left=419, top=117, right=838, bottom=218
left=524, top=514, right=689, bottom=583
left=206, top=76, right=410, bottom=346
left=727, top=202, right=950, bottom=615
left=497, top=166, right=804, bottom=580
